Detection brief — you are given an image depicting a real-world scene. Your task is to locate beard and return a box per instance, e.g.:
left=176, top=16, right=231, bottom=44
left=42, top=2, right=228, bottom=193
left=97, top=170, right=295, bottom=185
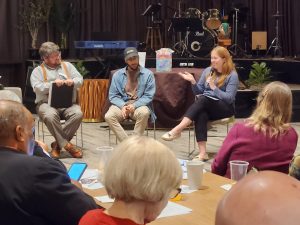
left=127, top=63, right=139, bottom=72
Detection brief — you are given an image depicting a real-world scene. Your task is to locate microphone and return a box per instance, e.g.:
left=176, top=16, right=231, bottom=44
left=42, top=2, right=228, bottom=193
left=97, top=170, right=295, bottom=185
left=206, top=68, right=214, bottom=85
left=209, top=68, right=215, bottom=77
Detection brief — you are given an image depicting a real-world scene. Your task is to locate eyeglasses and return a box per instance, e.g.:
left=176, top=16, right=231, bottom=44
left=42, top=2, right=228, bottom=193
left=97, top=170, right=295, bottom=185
left=47, top=51, right=61, bottom=59
left=169, top=187, right=181, bottom=199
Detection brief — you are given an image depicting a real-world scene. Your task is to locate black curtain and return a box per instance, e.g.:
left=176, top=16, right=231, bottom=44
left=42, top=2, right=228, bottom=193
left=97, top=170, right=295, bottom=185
left=74, top=0, right=299, bottom=56
left=0, top=0, right=300, bottom=87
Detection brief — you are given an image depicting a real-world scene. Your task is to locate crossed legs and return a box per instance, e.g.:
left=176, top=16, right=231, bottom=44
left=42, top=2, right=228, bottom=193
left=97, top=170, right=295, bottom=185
left=162, top=95, right=234, bottom=160
left=37, top=103, right=83, bottom=158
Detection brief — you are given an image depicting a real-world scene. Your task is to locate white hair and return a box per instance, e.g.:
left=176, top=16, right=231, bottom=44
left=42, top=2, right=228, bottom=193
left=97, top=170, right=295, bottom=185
left=104, top=136, right=182, bottom=202
left=0, top=90, right=21, bottom=103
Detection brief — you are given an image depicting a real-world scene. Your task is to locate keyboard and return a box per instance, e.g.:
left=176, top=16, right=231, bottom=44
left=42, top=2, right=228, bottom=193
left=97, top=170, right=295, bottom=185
left=74, top=41, right=139, bottom=49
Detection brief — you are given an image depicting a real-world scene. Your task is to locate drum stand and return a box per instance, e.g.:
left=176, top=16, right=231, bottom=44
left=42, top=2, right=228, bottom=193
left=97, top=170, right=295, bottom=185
left=228, top=8, right=245, bottom=57
left=173, top=31, right=195, bottom=57
left=265, top=0, right=282, bottom=57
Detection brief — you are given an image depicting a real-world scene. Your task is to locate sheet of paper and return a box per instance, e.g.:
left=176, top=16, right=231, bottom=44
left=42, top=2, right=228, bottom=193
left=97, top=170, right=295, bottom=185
left=158, top=201, right=192, bottom=218
left=220, top=184, right=233, bottom=191
left=81, top=169, right=98, bottom=179
left=203, top=94, right=219, bottom=101
left=95, top=195, right=114, bottom=203
left=138, top=52, right=146, bottom=67
left=80, top=169, right=104, bottom=189
left=180, top=184, right=197, bottom=194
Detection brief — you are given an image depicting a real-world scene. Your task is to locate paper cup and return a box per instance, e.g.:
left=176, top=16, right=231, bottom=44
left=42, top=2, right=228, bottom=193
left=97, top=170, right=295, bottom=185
left=187, top=161, right=204, bottom=190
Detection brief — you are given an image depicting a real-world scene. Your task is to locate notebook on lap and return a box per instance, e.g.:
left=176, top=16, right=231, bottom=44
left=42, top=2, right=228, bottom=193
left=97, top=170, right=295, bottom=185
left=48, top=83, right=74, bottom=108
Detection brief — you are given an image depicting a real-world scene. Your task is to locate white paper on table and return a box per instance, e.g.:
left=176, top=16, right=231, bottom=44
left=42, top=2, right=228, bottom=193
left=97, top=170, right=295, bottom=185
left=81, top=169, right=98, bottom=179
left=95, top=195, right=114, bottom=203
left=80, top=169, right=104, bottom=189
left=83, top=182, right=104, bottom=189
left=158, top=201, right=192, bottom=218
left=180, top=185, right=197, bottom=193
left=220, top=184, right=233, bottom=191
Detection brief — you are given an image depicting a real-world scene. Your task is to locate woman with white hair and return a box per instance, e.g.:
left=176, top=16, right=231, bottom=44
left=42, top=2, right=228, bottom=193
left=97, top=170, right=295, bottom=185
left=79, top=136, right=182, bottom=225
left=212, top=81, right=298, bottom=178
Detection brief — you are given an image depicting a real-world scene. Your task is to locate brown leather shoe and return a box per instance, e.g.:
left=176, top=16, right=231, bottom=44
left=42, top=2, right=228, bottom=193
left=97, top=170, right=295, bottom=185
left=64, top=142, right=83, bottom=158
left=50, top=141, right=61, bottom=159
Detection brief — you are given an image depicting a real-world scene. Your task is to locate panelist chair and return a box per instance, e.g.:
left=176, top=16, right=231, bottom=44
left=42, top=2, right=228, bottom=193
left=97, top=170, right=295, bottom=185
left=37, top=118, right=84, bottom=148
left=37, top=89, right=84, bottom=148
left=188, top=116, right=235, bottom=158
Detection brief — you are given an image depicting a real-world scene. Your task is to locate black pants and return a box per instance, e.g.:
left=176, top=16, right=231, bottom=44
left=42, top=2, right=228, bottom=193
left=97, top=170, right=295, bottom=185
left=184, top=95, right=234, bottom=142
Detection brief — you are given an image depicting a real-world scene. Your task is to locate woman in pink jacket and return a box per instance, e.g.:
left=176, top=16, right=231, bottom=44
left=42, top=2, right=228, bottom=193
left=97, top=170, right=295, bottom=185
left=212, top=81, right=298, bottom=178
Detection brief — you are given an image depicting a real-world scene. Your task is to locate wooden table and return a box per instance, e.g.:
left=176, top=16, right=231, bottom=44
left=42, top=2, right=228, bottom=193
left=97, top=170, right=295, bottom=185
left=84, top=172, right=231, bottom=225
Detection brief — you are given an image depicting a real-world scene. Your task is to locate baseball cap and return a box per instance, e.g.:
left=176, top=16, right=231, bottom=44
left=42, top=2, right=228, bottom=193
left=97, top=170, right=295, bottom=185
left=124, top=47, right=139, bottom=61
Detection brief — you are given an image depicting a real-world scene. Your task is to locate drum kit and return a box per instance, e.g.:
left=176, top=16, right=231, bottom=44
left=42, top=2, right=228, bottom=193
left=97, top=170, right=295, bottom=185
left=171, top=7, right=230, bottom=57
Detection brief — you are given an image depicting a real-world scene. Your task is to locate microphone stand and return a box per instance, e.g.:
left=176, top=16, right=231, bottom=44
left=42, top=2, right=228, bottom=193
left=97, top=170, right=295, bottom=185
left=228, top=8, right=245, bottom=57
left=265, top=0, right=282, bottom=57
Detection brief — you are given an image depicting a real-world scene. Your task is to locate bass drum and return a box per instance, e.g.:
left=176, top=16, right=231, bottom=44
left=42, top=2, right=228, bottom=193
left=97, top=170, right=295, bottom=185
left=187, top=30, right=217, bottom=57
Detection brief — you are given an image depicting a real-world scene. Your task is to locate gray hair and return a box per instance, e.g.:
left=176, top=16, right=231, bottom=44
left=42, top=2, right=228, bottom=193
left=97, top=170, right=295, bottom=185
left=0, top=100, right=28, bottom=140
left=0, top=90, right=21, bottom=103
left=104, top=136, right=182, bottom=202
left=39, top=42, right=60, bottom=58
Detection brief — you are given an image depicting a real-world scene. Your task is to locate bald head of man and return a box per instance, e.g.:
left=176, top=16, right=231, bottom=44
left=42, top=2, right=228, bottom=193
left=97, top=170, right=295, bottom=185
left=216, top=171, right=300, bottom=225
left=0, top=100, right=35, bottom=155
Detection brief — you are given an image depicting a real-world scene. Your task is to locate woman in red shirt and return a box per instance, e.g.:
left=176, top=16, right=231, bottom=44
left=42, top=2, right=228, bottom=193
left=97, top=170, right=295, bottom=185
left=79, top=136, right=182, bottom=225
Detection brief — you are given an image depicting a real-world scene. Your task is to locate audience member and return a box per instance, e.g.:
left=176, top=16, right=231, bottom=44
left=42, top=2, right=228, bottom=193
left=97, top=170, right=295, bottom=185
left=79, top=136, right=182, bottom=225
left=31, top=41, right=83, bottom=158
left=215, top=171, right=300, bottom=225
left=212, top=81, right=298, bottom=178
left=0, top=89, right=51, bottom=158
left=105, top=47, right=156, bottom=142
left=0, top=100, right=98, bottom=225
left=162, top=46, right=239, bottom=161
left=289, top=154, right=300, bottom=180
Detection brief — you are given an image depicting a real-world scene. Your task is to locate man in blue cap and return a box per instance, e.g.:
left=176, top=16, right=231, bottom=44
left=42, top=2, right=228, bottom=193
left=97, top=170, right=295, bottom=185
left=105, top=47, right=156, bottom=142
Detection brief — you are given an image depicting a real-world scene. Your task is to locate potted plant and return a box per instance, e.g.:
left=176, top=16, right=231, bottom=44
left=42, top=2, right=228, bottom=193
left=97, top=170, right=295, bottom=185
left=19, top=0, right=53, bottom=58
left=50, top=0, right=75, bottom=57
left=245, top=61, right=272, bottom=90
left=72, top=61, right=90, bottom=78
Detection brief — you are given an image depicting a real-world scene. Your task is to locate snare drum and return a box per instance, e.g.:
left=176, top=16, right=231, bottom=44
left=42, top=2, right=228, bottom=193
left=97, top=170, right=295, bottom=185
left=185, top=8, right=201, bottom=18
left=205, top=9, right=221, bottom=30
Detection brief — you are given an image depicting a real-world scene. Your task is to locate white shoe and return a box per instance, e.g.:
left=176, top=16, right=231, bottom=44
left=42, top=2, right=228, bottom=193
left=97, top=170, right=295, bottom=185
left=161, top=132, right=181, bottom=141
left=192, top=153, right=209, bottom=162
